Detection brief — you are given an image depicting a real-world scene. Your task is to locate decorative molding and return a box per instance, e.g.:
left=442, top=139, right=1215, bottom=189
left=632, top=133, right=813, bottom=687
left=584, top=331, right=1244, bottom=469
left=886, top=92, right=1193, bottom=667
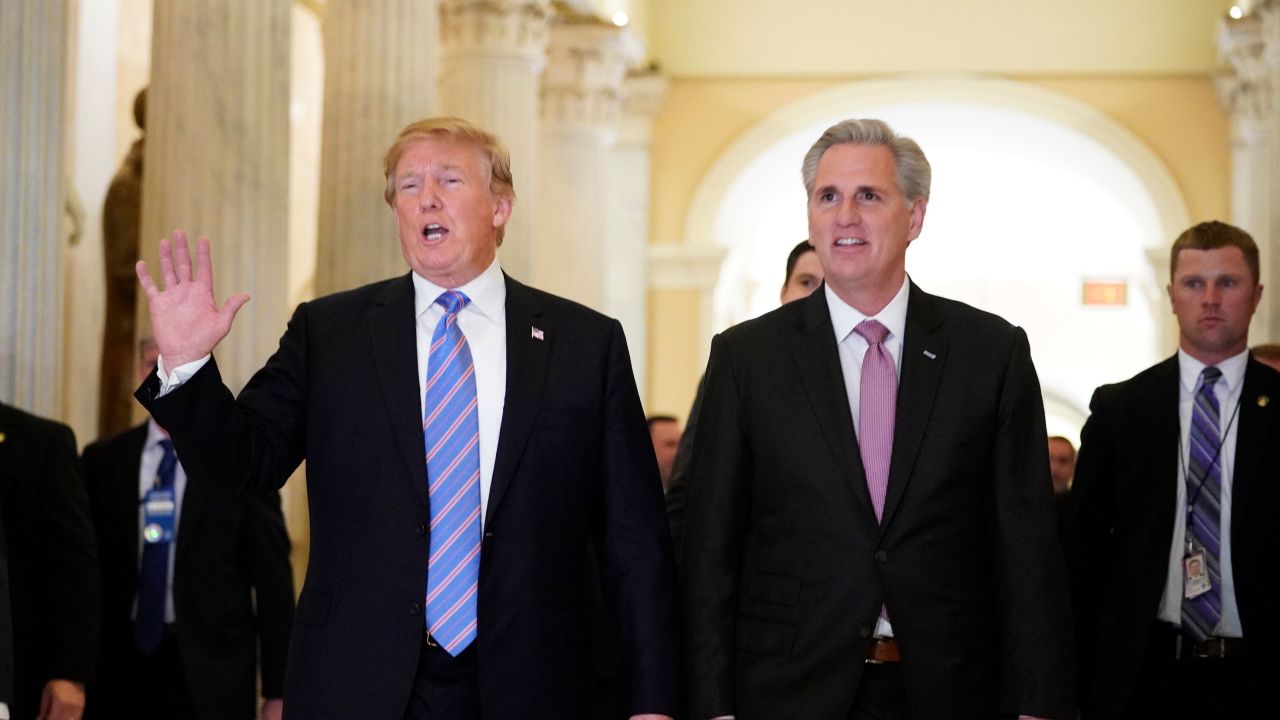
left=623, top=70, right=667, bottom=120
left=439, top=0, right=552, bottom=58
left=1215, top=69, right=1273, bottom=124
left=540, top=22, right=640, bottom=129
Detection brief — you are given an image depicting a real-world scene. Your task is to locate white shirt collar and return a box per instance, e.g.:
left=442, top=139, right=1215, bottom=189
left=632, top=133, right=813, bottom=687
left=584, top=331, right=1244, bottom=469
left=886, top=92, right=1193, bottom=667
left=825, top=274, right=911, bottom=344
left=411, top=257, right=506, bottom=322
left=1177, top=347, right=1249, bottom=394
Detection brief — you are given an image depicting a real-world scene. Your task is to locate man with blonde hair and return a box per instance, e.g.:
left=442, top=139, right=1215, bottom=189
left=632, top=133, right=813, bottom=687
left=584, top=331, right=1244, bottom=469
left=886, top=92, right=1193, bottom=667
left=134, top=117, right=679, bottom=719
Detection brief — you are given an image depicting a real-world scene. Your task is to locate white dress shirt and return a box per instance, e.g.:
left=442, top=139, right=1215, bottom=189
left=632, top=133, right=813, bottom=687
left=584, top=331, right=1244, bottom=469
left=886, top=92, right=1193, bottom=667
left=412, top=258, right=507, bottom=527
left=134, top=419, right=188, bottom=625
left=158, top=258, right=509, bottom=528
left=825, top=275, right=910, bottom=638
left=1156, top=348, right=1246, bottom=636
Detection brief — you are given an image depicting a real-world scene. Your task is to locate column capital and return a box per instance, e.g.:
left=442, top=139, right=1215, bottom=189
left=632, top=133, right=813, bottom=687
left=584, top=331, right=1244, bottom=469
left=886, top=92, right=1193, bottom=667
left=439, top=0, right=553, bottom=64
left=617, top=68, right=667, bottom=146
left=1253, top=0, right=1280, bottom=68
left=540, top=12, right=642, bottom=133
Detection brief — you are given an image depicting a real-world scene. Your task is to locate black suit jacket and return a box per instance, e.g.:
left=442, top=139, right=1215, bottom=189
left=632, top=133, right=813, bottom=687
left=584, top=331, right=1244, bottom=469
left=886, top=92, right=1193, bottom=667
left=0, top=402, right=99, bottom=718
left=1066, top=355, right=1280, bottom=718
left=137, top=273, right=680, bottom=719
left=81, top=423, right=294, bottom=719
left=682, top=283, right=1074, bottom=720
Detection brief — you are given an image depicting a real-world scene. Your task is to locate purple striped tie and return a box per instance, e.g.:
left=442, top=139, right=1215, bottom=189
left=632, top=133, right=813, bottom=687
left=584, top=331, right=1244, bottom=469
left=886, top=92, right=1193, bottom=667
left=1182, top=366, right=1223, bottom=640
left=855, top=319, right=896, bottom=522
left=424, top=290, right=481, bottom=655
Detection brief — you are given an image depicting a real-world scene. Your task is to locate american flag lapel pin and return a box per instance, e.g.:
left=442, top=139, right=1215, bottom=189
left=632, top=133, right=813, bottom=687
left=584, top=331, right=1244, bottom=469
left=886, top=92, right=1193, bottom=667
left=531, top=327, right=544, bottom=341
left=922, top=350, right=937, bottom=360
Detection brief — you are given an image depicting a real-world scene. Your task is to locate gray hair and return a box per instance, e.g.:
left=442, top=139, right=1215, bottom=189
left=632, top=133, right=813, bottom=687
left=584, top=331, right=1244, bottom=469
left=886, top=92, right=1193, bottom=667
left=801, top=119, right=931, bottom=202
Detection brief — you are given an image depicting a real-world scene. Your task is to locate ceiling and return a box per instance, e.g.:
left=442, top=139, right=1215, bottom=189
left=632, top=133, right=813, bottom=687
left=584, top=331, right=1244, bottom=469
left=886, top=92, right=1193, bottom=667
left=646, top=0, right=1242, bottom=77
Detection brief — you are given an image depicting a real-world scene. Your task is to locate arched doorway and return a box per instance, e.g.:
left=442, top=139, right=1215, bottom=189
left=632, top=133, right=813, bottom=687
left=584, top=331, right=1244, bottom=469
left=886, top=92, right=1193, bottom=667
left=685, top=77, right=1190, bottom=441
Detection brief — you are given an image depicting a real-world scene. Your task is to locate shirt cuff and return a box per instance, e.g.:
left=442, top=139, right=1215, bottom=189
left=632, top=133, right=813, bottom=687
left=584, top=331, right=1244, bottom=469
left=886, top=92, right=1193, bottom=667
left=157, top=354, right=212, bottom=395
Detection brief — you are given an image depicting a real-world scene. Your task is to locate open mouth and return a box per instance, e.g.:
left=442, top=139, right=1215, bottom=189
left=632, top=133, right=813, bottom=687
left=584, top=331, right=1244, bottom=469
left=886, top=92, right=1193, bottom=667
left=423, top=223, right=448, bottom=241
left=834, top=237, right=867, bottom=247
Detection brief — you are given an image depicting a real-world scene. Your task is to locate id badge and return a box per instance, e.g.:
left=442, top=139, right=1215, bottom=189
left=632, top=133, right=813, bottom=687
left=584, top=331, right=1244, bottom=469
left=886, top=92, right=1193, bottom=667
left=142, top=487, right=176, bottom=544
left=1184, top=550, right=1211, bottom=599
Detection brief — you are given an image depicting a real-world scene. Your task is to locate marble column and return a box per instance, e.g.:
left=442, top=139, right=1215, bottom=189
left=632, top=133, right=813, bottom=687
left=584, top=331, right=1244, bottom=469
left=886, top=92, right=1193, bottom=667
left=535, top=12, right=640, bottom=309
left=1219, top=13, right=1275, bottom=342
left=439, top=0, right=552, bottom=282
left=314, top=0, right=439, bottom=295
left=1250, top=2, right=1280, bottom=341
left=608, top=70, right=666, bottom=398
left=0, top=1, right=73, bottom=417
left=139, top=1, right=291, bottom=394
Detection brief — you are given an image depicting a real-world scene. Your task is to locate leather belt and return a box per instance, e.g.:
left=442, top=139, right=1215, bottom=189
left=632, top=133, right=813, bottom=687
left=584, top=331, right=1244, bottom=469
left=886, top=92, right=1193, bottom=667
left=1190, top=636, right=1245, bottom=659
left=1152, top=622, right=1245, bottom=660
left=865, top=637, right=901, bottom=664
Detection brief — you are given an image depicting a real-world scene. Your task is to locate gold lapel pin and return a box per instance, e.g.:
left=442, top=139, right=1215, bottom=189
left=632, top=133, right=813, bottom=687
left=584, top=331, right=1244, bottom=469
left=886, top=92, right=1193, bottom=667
left=0, top=431, right=6, bottom=443
left=1258, top=395, right=1271, bottom=407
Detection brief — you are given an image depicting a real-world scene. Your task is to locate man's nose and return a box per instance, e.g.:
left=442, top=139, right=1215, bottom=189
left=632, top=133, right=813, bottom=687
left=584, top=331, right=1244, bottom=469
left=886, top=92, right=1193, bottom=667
left=419, top=185, right=442, bottom=210
left=836, top=199, right=860, bottom=225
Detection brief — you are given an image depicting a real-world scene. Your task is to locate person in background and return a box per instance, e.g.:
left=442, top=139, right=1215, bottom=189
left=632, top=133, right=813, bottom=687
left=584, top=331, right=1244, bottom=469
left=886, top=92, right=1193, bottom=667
left=0, top=402, right=99, bottom=720
left=648, top=415, right=682, bottom=495
left=1250, top=342, right=1280, bottom=372
left=82, top=337, right=293, bottom=720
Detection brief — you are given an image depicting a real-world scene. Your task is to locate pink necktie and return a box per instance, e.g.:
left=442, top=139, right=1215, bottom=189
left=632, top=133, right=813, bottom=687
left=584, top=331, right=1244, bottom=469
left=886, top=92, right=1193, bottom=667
left=855, top=319, right=896, bottom=522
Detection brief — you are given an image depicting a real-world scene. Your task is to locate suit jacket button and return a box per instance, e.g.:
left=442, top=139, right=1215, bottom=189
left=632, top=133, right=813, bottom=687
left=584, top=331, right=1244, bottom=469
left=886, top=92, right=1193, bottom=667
left=410, top=602, right=421, bottom=616
left=416, top=522, right=426, bottom=536
left=874, top=550, right=888, bottom=563
left=858, top=626, right=872, bottom=639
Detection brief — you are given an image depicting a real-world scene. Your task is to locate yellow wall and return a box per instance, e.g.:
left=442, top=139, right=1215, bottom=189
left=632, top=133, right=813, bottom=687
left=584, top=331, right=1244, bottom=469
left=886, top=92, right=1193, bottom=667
left=645, top=74, right=1230, bottom=418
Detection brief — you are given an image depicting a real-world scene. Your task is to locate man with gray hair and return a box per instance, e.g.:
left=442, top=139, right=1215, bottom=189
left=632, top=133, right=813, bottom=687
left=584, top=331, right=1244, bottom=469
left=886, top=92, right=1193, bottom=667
left=683, top=119, right=1073, bottom=719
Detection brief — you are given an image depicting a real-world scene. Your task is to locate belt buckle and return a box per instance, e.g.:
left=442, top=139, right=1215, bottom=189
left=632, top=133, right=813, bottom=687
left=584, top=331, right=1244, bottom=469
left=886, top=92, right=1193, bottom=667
left=1193, top=637, right=1223, bottom=659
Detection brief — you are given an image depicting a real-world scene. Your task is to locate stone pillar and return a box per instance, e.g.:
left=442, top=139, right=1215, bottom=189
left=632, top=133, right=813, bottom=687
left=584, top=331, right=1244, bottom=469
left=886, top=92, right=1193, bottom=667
left=608, top=70, right=665, bottom=397
left=139, top=1, right=291, bottom=393
left=535, top=11, right=639, bottom=309
left=439, top=0, right=552, bottom=282
left=0, top=1, right=73, bottom=417
left=1257, top=0, right=1280, bottom=344
left=314, top=0, right=439, bottom=295
left=1219, top=11, right=1276, bottom=342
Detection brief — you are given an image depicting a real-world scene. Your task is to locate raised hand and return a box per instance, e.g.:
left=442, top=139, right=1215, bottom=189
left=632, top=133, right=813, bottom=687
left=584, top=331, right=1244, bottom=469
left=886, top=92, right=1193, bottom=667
left=136, top=230, right=250, bottom=368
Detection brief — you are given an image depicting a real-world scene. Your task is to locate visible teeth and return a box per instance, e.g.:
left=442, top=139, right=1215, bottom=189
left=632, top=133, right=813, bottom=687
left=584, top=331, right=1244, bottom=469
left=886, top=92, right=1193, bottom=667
left=835, top=238, right=865, bottom=246
left=425, top=223, right=444, bottom=240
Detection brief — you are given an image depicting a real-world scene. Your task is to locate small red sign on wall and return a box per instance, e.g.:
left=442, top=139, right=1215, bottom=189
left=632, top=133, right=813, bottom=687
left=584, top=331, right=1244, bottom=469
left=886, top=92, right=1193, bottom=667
left=1082, top=281, right=1127, bottom=306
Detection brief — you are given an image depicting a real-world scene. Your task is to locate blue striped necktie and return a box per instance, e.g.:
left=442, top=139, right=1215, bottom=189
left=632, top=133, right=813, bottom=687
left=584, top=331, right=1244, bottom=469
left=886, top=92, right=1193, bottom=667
left=135, top=438, right=177, bottom=654
left=1182, top=365, right=1223, bottom=640
left=424, top=290, right=481, bottom=655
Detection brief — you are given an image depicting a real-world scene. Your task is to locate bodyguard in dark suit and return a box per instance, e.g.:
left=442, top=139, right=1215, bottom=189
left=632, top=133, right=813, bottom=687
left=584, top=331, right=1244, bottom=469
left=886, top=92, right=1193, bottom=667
left=682, top=119, right=1073, bottom=720
left=0, top=402, right=99, bottom=720
left=82, top=359, right=294, bottom=720
left=1068, top=221, right=1279, bottom=718
left=133, top=118, right=679, bottom=719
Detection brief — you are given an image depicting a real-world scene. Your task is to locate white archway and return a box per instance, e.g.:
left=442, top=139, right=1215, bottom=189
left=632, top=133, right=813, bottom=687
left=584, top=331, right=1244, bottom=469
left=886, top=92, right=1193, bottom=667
left=684, top=77, right=1190, bottom=441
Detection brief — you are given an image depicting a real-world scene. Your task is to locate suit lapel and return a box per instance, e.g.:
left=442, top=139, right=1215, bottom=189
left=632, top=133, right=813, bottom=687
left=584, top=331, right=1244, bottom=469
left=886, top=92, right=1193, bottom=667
left=1231, top=359, right=1276, bottom=530
left=486, top=275, right=551, bottom=527
left=792, top=289, right=877, bottom=520
left=368, top=274, right=430, bottom=508
left=880, top=285, right=947, bottom=531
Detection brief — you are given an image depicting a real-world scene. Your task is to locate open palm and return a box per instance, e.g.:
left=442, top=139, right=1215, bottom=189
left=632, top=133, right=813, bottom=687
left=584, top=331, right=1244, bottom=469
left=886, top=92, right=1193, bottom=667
left=135, top=230, right=250, bottom=368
